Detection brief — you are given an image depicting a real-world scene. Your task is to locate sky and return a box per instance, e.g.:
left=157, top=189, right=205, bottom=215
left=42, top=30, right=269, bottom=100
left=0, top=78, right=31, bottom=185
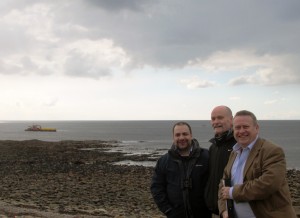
left=1, top=0, right=300, bottom=120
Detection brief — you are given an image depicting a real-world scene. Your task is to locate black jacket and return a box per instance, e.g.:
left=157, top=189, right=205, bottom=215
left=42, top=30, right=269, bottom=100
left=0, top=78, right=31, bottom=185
left=151, top=139, right=210, bottom=218
left=204, top=130, right=236, bottom=215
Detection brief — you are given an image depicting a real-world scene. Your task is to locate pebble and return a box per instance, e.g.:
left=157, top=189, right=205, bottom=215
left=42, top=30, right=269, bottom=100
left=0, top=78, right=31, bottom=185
left=0, top=140, right=298, bottom=217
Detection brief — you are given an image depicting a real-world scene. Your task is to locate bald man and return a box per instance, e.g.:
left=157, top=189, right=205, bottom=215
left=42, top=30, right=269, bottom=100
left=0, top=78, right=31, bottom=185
left=205, top=106, right=236, bottom=217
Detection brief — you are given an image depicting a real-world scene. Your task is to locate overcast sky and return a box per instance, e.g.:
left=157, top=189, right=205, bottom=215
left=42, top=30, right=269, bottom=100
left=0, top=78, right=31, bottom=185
left=1, top=0, right=300, bottom=120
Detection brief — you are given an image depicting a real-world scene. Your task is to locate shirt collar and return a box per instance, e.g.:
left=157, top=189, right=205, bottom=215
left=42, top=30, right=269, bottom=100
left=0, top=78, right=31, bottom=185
left=233, top=135, right=258, bottom=152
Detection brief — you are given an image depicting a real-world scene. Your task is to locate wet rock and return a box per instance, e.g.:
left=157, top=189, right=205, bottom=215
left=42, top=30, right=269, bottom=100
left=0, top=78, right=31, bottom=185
left=0, top=140, right=298, bottom=217
left=0, top=140, right=164, bottom=217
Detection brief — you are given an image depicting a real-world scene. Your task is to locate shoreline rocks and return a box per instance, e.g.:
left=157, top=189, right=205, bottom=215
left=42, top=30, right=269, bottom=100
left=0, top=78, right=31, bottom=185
left=0, top=140, right=299, bottom=217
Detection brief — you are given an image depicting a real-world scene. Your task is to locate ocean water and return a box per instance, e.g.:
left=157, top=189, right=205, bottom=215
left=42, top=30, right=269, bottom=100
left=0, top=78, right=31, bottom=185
left=0, top=120, right=299, bottom=169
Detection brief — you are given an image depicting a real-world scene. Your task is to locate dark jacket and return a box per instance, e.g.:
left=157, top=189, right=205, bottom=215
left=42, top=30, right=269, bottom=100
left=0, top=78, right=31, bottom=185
left=204, top=130, right=236, bottom=215
left=151, top=139, right=210, bottom=218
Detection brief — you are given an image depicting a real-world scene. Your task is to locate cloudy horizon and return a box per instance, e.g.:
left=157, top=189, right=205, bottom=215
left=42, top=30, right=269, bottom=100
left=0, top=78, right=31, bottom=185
left=1, top=0, right=300, bottom=120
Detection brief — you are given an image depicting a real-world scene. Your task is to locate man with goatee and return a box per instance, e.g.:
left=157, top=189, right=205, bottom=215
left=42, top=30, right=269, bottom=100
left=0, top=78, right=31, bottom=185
left=151, top=121, right=210, bottom=218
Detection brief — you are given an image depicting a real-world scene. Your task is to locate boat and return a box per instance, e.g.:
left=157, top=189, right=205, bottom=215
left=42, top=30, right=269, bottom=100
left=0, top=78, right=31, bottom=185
left=25, top=124, right=56, bottom=132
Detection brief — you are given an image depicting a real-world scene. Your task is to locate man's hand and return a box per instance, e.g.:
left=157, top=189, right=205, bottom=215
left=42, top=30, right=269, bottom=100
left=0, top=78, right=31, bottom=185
left=222, top=210, right=229, bottom=218
left=221, top=186, right=231, bottom=200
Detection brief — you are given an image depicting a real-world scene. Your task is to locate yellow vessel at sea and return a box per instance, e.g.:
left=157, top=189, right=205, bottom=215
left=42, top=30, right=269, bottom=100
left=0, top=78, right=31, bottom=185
left=25, top=125, right=56, bottom=132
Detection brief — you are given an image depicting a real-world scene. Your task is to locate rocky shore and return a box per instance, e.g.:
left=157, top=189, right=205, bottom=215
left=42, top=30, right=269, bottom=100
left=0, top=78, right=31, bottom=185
left=0, top=140, right=299, bottom=218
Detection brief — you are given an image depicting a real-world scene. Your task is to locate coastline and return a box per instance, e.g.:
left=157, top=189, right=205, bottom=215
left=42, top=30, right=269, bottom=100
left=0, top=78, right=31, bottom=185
left=0, top=140, right=299, bottom=217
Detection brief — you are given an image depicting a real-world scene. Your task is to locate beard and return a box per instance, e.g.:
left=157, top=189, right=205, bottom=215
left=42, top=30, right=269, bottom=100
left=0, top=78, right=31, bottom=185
left=176, top=140, right=192, bottom=153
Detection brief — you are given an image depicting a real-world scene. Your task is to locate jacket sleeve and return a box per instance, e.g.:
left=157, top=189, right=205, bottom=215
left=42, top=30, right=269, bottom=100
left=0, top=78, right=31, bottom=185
left=232, top=141, right=287, bottom=201
left=150, top=156, right=173, bottom=215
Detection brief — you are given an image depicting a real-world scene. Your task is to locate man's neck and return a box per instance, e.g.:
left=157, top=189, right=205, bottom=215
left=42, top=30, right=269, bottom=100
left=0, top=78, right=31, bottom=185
left=179, top=150, right=190, bottom=157
left=177, top=145, right=192, bottom=157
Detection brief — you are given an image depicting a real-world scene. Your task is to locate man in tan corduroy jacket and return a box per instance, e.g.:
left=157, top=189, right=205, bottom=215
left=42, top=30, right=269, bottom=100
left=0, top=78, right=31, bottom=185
left=218, top=110, right=296, bottom=218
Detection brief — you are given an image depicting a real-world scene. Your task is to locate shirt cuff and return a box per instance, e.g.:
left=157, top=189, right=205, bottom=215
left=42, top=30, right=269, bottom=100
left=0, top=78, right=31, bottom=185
left=229, top=187, right=233, bottom=199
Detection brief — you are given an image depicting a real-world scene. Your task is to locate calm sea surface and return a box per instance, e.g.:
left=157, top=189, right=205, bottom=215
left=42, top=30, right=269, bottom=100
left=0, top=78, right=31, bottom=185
left=0, top=120, right=299, bottom=169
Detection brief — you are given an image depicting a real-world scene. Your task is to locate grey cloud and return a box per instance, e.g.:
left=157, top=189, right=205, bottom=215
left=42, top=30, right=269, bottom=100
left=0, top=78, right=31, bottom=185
left=75, top=0, right=300, bottom=69
left=1, top=0, right=300, bottom=84
left=0, top=59, right=19, bottom=75
left=84, top=0, right=157, bottom=12
left=190, top=80, right=215, bottom=89
left=0, top=24, right=36, bottom=56
left=0, top=0, right=37, bottom=13
left=20, top=56, right=37, bottom=71
left=228, top=69, right=300, bottom=86
left=228, top=76, right=255, bottom=86
left=181, top=78, right=216, bottom=89
left=64, top=51, right=112, bottom=79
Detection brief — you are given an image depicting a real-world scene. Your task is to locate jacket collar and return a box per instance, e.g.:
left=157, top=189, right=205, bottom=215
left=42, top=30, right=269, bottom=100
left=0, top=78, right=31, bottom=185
left=169, top=138, right=201, bottom=158
left=243, top=137, right=263, bottom=177
left=209, top=129, right=234, bottom=145
left=226, top=137, right=263, bottom=178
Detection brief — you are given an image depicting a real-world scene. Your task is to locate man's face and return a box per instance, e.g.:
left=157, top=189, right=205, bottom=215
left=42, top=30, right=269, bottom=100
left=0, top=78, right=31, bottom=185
left=233, top=115, right=259, bottom=148
left=173, top=124, right=192, bottom=151
left=211, top=107, right=233, bottom=136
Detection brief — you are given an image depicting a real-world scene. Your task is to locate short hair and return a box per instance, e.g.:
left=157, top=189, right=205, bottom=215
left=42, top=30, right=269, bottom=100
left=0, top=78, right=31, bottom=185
left=172, top=121, right=192, bottom=135
left=234, top=110, right=258, bottom=125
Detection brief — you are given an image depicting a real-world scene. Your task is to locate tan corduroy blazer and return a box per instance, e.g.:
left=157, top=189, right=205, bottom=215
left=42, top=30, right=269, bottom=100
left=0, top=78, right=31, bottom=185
left=218, top=138, right=296, bottom=218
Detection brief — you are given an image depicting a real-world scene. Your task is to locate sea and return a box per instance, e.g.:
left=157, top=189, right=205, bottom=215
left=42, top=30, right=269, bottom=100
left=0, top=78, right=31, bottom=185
left=0, top=120, right=299, bottom=169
